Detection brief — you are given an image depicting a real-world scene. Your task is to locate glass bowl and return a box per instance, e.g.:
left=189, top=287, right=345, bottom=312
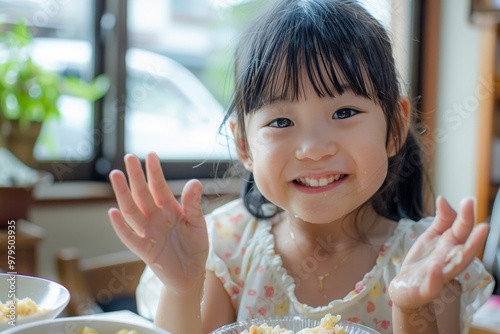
left=0, top=273, right=70, bottom=331
left=210, top=317, right=380, bottom=334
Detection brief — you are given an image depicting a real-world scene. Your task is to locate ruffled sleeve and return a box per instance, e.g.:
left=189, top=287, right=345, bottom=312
left=205, top=199, right=259, bottom=308
left=136, top=265, right=162, bottom=320
left=455, top=258, right=495, bottom=332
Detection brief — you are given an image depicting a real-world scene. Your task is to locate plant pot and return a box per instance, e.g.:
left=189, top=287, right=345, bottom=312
left=1, top=120, right=42, bottom=168
left=0, top=186, right=34, bottom=228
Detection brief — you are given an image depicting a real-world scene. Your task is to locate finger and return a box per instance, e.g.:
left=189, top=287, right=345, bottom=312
left=181, top=179, right=205, bottom=229
left=145, top=152, right=183, bottom=216
left=463, top=223, right=489, bottom=264
left=449, top=198, right=475, bottom=245
left=427, top=196, right=457, bottom=237
left=124, top=154, right=158, bottom=216
left=108, top=208, right=155, bottom=262
left=109, top=169, right=147, bottom=235
left=442, top=223, right=489, bottom=279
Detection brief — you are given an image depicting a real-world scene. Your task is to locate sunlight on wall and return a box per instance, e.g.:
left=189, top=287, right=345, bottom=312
left=435, top=0, right=482, bottom=209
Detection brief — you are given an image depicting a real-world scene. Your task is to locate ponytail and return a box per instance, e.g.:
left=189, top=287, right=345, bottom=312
left=373, top=130, right=428, bottom=222
left=241, top=172, right=279, bottom=219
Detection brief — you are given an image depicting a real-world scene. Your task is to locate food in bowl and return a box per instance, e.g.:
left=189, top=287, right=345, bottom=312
left=242, top=314, right=347, bottom=334
left=0, top=273, right=70, bottom=331
left=77, top=327, right=139, bottom=334
left=0, top=298, right=44, bottom=322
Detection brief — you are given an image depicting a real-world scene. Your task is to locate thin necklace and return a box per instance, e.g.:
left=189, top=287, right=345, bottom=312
left=288, top=219, right=357, bottom=291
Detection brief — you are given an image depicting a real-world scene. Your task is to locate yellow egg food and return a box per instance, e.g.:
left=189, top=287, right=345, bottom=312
left=0, top=297, right=43, bottom=321
left=244, top=314, right=348, bottom=334
left=77, top=327, right=140, bottom=334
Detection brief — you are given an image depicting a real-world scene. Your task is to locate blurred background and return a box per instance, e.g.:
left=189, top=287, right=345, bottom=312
left=0, top=0, right=499, bottom=309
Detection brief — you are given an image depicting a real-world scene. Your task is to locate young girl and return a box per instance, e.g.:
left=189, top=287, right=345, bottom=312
left=107, top=0, right=494, bottom=333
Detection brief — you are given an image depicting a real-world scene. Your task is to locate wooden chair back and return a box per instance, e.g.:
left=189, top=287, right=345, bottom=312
left=56, top=247, right=146, bottom=316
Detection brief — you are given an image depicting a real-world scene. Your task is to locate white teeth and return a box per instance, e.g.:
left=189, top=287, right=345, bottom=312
left=297, top=175, right=344, bottom=187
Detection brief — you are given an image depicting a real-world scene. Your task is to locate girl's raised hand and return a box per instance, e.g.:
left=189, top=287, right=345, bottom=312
left=388, top=196, right=489, bottom=311
left=107, top=153, right=209, bottom=294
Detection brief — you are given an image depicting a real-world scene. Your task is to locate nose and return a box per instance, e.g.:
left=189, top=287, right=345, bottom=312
left=295, top=125, right=339, bottom=161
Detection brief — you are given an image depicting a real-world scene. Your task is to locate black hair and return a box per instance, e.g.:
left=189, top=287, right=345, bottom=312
left=224, top=0, right=428, bottom=222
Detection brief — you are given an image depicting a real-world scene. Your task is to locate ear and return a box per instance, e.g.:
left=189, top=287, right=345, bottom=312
left=230, top=118, right=253, bottom=171
left=387, top=97, right=411, bottom=158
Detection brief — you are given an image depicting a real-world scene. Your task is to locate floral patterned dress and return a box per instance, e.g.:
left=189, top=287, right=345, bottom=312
left=136, top=199, right=494, bottom=334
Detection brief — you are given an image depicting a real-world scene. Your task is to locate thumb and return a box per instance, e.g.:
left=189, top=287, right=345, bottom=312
left=181, top=179, right=204, bottom=227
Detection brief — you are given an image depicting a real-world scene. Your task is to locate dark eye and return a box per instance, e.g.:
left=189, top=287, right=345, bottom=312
left=333, top=108, right=358, bottom=120
left=268, top=118, right=293, bottom=128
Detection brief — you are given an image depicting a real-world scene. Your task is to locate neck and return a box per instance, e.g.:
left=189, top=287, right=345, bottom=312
left=284, top=204, right=381, bottom=254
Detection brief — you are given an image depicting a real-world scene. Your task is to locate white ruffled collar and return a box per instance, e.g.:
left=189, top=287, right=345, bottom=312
left=253, top=218, right=416, bottom=312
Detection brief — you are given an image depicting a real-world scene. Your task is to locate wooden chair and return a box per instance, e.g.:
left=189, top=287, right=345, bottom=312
left=56, top=247, right=146, bottom=316
left=470, top=187, right=500, bottom=334
left=482, top=187, right=500, bottom=294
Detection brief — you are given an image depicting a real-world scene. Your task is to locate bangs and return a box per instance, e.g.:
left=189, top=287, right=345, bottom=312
left=236, top=0, right=398, bottom=114
left=253, top=34, right=374, bottom=106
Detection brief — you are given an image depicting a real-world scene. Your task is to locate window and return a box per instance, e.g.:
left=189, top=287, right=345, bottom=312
left=101, top=0, right=248, bottom=180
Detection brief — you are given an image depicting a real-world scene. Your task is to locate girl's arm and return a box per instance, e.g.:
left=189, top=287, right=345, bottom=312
left=154, top=275, right=205, bottom=334
left=154, top=270, right=235, bottom=334
left=389, top=196, right=489, bottom=333
left=392, top=281, right=461, bottom=333
left=201, top=271, right=237, bottom=333
left=435, top=280, right=462, bottom=333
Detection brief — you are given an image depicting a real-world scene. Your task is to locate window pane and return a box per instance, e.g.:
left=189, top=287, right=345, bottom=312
left=32, top=39, right=94, bottom=161
left=126, top=0, right=243, bottom=162
left=125, top=49, right=233, bottom=160
left=0, top=0, right=95, bottom=162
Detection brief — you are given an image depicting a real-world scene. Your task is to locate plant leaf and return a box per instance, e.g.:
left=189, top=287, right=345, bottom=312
left=59, top=74, right=109, bottom=101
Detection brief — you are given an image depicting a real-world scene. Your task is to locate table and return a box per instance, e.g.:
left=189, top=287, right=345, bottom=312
left=470, top=295, right=500, bottom=334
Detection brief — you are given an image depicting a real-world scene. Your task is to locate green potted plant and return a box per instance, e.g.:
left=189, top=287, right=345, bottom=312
left=0, top=19, right=109, bottom=167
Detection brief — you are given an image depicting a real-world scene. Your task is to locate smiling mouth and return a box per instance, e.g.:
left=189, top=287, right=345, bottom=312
left=294, top=174, right=346, bottom=187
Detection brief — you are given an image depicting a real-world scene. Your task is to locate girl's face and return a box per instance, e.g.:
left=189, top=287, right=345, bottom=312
left=237, top=79, right=395, bottom=224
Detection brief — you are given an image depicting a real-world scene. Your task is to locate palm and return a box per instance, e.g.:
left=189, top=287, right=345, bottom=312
left=131, top=198, right=208, bottom=289
left=389, top=197, right=489, bottom=310
left=108, top=153, right=209, bottom=293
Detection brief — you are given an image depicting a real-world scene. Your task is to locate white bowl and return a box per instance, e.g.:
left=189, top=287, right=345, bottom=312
left=210, top=317, right=380, bottom=334
left=0, top=273, right=70, bottom=331
left=1, top=316, right=172, bottom=334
